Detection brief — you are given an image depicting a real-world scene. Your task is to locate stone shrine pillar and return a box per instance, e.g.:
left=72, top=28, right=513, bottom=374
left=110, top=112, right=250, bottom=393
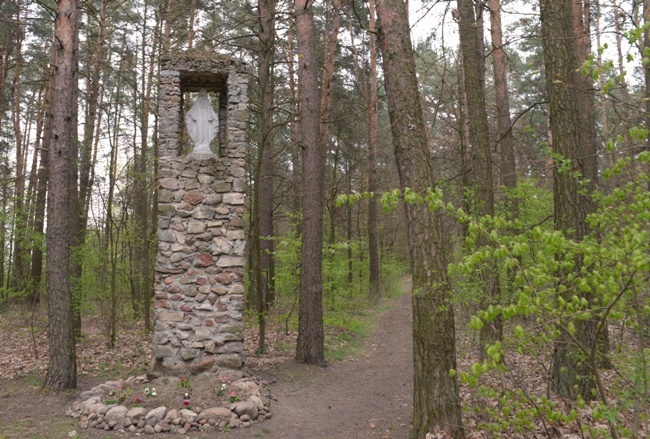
left=152, top=51, right=248, bottom=376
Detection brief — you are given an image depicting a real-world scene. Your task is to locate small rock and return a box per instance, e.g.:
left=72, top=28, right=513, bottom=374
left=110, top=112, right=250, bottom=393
left=126, top=407, right=146, bottom=420
left=240, top=414, right=250, bottom=422
left=180, top=408, right=197, bottom=421
left=104, top=406, right=128, bottom=425
left=201, top=407, right=232, bottom=423
left=231, top=401, right=259, bottom=420
left=80, top=390, right=98, bottom=401
left=145, top=406, right=167, bottom=421
left=154, top=424, right=163, bottom=433
left=164, top=409, right=179, bottom=421
left=231, top=378, right=260, bottom=396
left=144, top=424, right=155, bottom=434
left=249, top=394, right=265, bottom=411
left=67, top=430, right=77, bottom=438
left=243, top=421, right=251, bottom=428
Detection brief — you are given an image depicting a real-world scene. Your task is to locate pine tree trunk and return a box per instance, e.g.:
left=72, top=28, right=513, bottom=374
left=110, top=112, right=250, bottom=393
left=375, top=0, right=464, bottom=436
left=285, top=23, right=302, bottom=231
left=367, top=0, right=381, bottom=298
left=30, top=59, right=55, bottom=302
left=458, top=0, right=502, bottom=349
left=10, top=5, right=27, bottom=293
left=254, top=0, right=276, bottom=354
left=540, top=0, right=597, bottom=400
left=187, top=0, right=196, bottom=49
left=488, top=0, right=517, bottom=216
left=45, top=0, right=79, bottom=392
left=295, top=0, right=326, bottom=366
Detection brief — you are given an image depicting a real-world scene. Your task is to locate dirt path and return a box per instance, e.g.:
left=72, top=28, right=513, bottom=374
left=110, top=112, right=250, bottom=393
left=233, top=290, right=414, bottom=439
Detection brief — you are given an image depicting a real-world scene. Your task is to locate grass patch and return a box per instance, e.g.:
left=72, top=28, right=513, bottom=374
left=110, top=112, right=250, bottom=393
left=25, top=373, right=41, bottom=387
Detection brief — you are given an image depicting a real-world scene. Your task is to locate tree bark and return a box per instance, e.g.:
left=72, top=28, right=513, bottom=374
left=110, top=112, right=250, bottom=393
left=366, top=0, right=381, bottom=298
left=540, top=0, right=597, bottom=400
left=375, top=0, right=464, bottom=437
left=458, top=0, right=502, bottom=349
left=10, top=0, right=27, bottom=293
left=350, top=0, right=381, bottom=298
left=79, top=0, right=107, bottom=234
left=488, top=0, right=517, bottom=216
left=187, top=0, right=197, bottom=49
left=643, top=0, right=650, bottom=155
left=30, top=57, right=56, bottom=303
left=133, top=1, right=157, bottom=321
left=45, top=0, right=79, bottom=391
left=295, top=0, right=326, bottom=366
left=253, top=0, right=276, bottom=354
left=285, top=22, right=302, bottom=231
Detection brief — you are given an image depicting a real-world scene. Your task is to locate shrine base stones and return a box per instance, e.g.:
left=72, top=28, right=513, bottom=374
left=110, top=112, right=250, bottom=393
left=68, top=373, right=274, bottom=434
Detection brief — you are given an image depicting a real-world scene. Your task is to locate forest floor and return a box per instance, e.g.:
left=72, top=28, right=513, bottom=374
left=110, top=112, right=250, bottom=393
left=0, top=281, right=414, bottom=439
left=1, top=280, right=644, bottom=439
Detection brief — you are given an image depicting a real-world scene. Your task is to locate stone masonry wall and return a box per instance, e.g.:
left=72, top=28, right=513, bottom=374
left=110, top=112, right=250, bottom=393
left=152, top=51, right=248, bottom=376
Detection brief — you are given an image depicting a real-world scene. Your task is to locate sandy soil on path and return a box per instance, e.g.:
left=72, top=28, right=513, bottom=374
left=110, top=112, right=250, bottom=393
left=232, top=291, right=414, bottom=439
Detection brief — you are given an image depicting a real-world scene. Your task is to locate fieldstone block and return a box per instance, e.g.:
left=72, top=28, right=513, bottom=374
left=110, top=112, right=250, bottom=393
left=216, top=353, right=243, bottom=369
left=217, top=256, right=245, bottom=267
left=229, top=283, right=244, bottom=294
left=183, top=190, right=204, bottom=205
left=179, top=348, right=198, bottom=361
left=214, top=182, right=231, bottom=193
left=223, top=193, right=245, bottom=205
left=154, top=345, right=175, bottom=359
left=193, top=206, right=216, bottom=220
left=158, top=310, right=184, bottom=322
left=189, top=357, right=214, bottom=374
left=232, top=178, right=246, bottom=192
left=196, top=328, right=212, bottom=341
left=226, top=230, right=245, bottom=240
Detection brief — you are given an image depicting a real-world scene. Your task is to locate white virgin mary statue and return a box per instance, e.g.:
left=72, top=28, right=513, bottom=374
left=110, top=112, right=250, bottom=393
left=185, top=88, right=219, bottom=155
